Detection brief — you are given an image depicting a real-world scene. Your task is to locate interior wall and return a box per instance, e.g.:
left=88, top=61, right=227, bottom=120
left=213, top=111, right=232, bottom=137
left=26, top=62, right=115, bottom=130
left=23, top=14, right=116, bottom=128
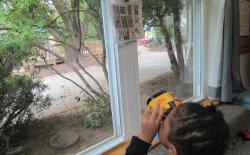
left=240, top=36, right=249, bottom=46
left=240, top=36, right=249, bottom=88
left=240, top=53, right=250, bottom=88
left=239, top=34, right=250, bottom=88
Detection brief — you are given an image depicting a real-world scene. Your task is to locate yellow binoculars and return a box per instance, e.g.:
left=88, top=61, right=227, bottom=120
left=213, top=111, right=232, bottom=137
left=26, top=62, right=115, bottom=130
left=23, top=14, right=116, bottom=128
left=147, top=90, right=181, bottom=120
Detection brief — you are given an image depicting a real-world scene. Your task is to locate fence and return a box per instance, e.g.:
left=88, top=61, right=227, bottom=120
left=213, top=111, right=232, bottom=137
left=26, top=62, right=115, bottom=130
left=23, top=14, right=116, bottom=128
left=33, top=40, right=103, bottom=66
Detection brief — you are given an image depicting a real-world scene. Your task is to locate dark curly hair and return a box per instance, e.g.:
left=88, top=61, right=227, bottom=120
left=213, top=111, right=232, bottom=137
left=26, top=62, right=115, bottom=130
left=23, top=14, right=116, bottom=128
left=169, top=103, right=230, bottom=155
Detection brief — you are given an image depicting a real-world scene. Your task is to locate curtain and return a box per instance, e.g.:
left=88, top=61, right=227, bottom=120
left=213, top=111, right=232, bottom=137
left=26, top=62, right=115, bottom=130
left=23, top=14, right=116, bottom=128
left=207, top=0, right=244, bottom=103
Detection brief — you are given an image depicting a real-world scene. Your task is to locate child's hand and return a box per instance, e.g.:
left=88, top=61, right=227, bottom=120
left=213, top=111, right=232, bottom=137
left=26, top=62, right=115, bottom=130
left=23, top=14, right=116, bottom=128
left=138, top=103, right=165, bottom=144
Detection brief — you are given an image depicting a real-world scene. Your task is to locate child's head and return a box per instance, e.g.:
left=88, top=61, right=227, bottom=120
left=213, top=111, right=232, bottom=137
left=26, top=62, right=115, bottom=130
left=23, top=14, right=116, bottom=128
left=158, top=103, right=230, bottom=155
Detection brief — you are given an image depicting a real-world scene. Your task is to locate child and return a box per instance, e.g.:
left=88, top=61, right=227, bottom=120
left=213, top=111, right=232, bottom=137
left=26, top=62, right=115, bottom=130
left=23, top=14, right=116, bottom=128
left=125, top=102, right=230, bottom=155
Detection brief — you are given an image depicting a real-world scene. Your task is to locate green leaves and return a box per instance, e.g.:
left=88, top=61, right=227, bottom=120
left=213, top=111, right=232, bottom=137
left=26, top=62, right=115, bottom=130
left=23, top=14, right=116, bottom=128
left=0, top=28, right=34, bottom=62
left=142, top=0, right=183, bottom=27
left=0, top=75, right=51, bottom=131
left=0, top=0, right=50, bottom=63
left=7, top=0, right=50, bottom=26
left=82, top=94, right=111, bottom=128
left=0, top=2, right=52, bottom=134
left=85, top=19, right=100, bottom=40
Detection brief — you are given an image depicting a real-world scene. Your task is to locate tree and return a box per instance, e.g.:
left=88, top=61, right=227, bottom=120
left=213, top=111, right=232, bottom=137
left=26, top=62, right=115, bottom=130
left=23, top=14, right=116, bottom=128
left=0, top=11, right=51, bottom=151
left=84, top=0, right=109, bottom=81
left=0, top=0, right=113, bottom=130
left=142, top=0, right=185, bottom=81
left=0, top=0, right=109, bottom=104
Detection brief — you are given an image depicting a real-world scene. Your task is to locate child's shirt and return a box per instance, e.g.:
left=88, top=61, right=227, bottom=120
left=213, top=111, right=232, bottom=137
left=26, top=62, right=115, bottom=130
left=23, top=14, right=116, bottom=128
left=125, top=136, right=151, bottom=155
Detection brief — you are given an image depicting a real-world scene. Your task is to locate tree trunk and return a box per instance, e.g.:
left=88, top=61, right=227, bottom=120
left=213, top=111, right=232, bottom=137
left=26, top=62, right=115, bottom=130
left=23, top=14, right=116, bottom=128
left=173, top=9, right=185, bottom=82
left=62, top=45, right=107, bottom=99
left=50, top=0, right=109, bottom=101
left=160, top=17, right=180, bottom=77
left=98, top=24, right=109, bottom=84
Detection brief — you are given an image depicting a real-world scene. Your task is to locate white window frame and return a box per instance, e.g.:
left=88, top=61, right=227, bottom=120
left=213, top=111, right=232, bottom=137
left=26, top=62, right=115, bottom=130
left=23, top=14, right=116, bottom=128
left=194, top=0, right=206, bottom=102
left=76, top=0, right=205, bottom=154
left=185, top=0, right=205, bottom=103
left=76, top=0, right=141, bottom=154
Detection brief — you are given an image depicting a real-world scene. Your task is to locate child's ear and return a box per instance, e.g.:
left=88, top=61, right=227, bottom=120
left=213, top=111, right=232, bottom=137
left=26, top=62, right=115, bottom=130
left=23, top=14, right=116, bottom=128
left=168, top=144, right=178, bottom=155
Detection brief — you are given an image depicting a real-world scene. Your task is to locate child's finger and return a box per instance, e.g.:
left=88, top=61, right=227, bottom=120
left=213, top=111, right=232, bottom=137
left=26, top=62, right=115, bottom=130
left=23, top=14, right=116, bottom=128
left=174, top=98, right=182, bottom=105
left=152, top=103, right=160, bottom=119
left=145, top=102, right=152, bottom=113
left=157, top=107, right=165, bottom=123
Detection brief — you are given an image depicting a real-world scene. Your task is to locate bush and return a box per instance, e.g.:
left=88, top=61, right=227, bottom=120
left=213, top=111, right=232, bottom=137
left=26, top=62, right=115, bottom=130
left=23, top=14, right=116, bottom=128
left=76, top=95, right=111, bottom=128
left=85, top=111, right=107, bottom=128
left=0, top=75, right=51, bottom=151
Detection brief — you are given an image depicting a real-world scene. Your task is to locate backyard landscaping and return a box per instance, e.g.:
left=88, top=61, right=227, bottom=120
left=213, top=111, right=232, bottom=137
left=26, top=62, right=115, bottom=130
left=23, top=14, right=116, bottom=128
left=0, top=43, right=193, bottom=154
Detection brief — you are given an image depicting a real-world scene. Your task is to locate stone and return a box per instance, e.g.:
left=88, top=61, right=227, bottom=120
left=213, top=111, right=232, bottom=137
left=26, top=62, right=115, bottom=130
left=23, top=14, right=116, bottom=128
left=49, top=130, right=80, bottom=149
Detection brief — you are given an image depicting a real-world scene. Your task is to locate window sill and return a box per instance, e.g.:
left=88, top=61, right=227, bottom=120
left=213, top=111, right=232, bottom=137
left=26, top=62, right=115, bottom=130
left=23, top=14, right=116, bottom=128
left=103, top=140, right=160, bottom=155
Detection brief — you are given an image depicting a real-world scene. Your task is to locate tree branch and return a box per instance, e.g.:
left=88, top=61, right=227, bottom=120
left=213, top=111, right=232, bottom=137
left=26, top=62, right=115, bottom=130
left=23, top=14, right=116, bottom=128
left=36, top=40, right=106, bottom=96
left=83, top=45, right=102, bottom=66
left=45, top=9, right=88, bottom=28
left=36, top=45, right=99, bottom=96
left=41, top=57, right=95, bottom=100
left=0, top=27, right=12, bottom=30
left=51, top=0, right=72, bottom=29
left=80, top=16, right=89, bottom=40
left=35, top=45, right=106, bottom=100
left=69, top=63, right=107, bottom=99
left=47, top=28, right=64, bottom=41
left=76, top=58, right=107, bottom=96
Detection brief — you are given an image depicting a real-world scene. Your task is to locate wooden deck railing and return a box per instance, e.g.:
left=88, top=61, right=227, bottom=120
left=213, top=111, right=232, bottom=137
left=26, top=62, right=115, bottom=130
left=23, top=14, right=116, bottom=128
left=32, top=40, right=103, bottom=66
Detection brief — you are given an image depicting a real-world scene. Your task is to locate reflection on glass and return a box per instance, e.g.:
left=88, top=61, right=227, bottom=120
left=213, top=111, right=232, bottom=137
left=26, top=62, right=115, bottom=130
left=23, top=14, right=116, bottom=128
left=139, top=0, right=194, bottom=110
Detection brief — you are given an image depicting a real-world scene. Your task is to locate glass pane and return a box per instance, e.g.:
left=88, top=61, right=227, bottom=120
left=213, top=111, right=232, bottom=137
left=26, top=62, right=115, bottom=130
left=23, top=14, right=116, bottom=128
left=0, top=1, right=114, bottom=154
left=139, top=0, right=194, bottom=110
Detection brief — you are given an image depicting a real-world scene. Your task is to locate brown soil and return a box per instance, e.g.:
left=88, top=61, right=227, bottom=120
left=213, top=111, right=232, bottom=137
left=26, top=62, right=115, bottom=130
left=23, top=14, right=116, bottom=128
left=23, top=113, right=113, bottom=155
left=4, top=72, right=192, bottom=155
left=26, top=73, right=191, bottom=154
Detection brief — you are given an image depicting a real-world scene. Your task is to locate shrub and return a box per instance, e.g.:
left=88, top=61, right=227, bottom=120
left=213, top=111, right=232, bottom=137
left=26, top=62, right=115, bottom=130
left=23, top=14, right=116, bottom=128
left=76, top=95, right=111, bottom=128
left=0, top=75, right=51, bottom=152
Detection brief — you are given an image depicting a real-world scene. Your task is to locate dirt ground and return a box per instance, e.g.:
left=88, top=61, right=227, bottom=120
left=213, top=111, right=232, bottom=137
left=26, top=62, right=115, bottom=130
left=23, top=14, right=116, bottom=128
left=23, top=113, right=113, bottom=155
left=37, top=56, right=98, bottom=78
left=18, top=73, right=191, bottom=155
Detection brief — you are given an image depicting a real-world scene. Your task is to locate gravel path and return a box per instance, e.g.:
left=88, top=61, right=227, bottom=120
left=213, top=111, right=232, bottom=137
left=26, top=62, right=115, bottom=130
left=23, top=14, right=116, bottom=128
left=39, top=48, right=172, bottom=117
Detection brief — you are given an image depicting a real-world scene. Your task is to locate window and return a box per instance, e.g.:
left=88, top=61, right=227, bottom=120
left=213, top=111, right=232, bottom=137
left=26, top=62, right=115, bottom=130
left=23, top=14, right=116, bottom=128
left=82, top=0, right=204, bottom=153
left=138, top=0, right=204, bottom=111
left=0, top=0, right=203, bottom=154
left=0, top=1, right=125, bottom=155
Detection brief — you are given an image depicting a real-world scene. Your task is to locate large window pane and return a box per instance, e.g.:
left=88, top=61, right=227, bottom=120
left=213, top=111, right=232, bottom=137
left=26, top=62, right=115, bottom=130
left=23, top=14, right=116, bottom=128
left=0, top=1, right=114, bottom=154
left=139, top=0, right=195, bottom=110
